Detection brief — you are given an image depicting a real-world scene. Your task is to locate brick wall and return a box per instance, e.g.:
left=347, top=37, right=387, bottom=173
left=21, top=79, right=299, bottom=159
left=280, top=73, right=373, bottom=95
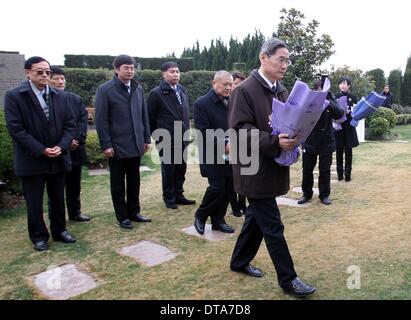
left=0, top=51, right=26, bottom=107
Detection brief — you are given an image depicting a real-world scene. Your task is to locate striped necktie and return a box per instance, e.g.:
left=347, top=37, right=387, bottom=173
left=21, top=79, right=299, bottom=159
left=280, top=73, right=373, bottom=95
left=173, top=87, right=183, bottom=105
left=42, top=91, right=50, bottom=120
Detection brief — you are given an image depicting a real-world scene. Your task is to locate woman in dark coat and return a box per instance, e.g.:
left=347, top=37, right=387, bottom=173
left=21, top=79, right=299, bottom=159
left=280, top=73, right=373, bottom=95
left=334, top=77, right=359, bottom=182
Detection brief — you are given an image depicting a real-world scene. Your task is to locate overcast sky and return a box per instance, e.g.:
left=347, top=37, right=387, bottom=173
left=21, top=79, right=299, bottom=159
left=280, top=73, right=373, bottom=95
left=1, top=0, right=410, bottom=77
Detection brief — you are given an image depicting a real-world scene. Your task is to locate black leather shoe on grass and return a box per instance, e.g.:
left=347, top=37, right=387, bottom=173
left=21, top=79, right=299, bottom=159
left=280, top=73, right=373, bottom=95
left=320, top=197, right=332, bottom=205
left=119, top=219, right=134, bottom=229
left=211, top=223, right=235, bottom=233
left=70, top=213, right=91, bottom=222
left=283, top=277, right=316, bottom=298
left=232, top=264, right=265, bottom=278
left=34, top=240, right=48, bottom=251
left=297, top=196, right=311, bottom=205
left=175, top=197, right=196, bottom=205
left=194, top=217, right=205, bottom=235
left=133, top=213, right=152, bottom=222
left=53, top=230, right=77, bottom=243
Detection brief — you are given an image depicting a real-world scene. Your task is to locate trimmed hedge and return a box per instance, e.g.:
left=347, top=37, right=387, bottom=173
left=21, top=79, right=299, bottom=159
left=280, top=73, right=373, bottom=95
left=64, top=55, right=194, bottom=72
left=396, top=114, right=411, bottom=125
left=64, top=68, right=215, bottom=118
left=366, top=107, right=397, bottom=139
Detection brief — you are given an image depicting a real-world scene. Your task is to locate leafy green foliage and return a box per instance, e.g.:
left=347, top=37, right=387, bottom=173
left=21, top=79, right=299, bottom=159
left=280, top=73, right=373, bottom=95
left=396, top=114, right=411, bottom=125
left=368, top=117, right=390, bottom=138
left=329, top=66, right=374, bottom=99
left=371, top=107, right=397, bottom=129
left=0, top=108, right=14, bottom=182
left=274, top=8, right=335, bottom=88
left=388, top=69, right=402, bottom=104
left=85, top=131, right=107, bottom=168
left=366, top=68, right=385, bottom=93
left=402, top=55, right=411, bottom=106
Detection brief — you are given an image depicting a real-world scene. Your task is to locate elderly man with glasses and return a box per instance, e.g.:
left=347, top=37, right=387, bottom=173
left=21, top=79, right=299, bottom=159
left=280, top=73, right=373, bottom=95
left=4, top=56, right=77, bottom=251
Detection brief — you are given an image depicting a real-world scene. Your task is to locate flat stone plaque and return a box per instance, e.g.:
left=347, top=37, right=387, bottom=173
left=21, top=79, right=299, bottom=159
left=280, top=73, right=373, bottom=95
left=181, top=224, right=236, bottom=242
left=32, top=264, right=98, bottom=300
left=118, top=241, right=178, bottom=266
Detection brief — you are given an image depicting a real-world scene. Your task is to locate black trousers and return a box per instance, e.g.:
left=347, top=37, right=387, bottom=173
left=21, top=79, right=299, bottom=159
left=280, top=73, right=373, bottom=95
left=108, top=157, right=141, bottom=223
left=229, top=192, right=247, bottom=214
left=302, top=152, right=333, bottom=200
left=21, top=172, right=66, bottom=243
left=65, top=164, right=83, bottom=219
left=195, top=177, right=233, bottom=225
left=230, top=198, right=297, bottom=288
left=336, top=147, right=353, bottom=178
left=158, top=143, right=187, bottom=205
left=161, top=162, right=187, bottom=205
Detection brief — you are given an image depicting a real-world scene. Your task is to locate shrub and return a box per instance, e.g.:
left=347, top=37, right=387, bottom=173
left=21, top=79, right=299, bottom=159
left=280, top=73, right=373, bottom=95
left=368, top=117, right=390, bottom=139
left=0, top=108, right=14, bottom=182
left=370, top=107, right=397, bottom=129
left=391, top=104, right=404, bottom=114
left=396, top=114, right=411, bottom=125
left=85, top=131, right=107, bottom=168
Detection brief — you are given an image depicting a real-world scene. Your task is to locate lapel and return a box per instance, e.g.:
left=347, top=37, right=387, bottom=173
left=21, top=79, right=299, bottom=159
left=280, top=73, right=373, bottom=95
left=25, top=84, right=50, bottom=129
left=161, top=81, right=182, bottom=119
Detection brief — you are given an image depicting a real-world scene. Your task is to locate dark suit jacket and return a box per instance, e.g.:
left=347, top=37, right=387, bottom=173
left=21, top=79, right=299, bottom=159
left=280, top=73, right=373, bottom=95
left=228, top=70, right=290, bottom=199
left=95, top=76, right=151, bottom=158
left=65, top=91, right=88, bottom=166
left=334, top=91, right=359, bottom=148
left=194, top=89, right=232, bottom=179
left=4, top=81, right=75, bottom=176
left=147, top=80, right=190, bottom=143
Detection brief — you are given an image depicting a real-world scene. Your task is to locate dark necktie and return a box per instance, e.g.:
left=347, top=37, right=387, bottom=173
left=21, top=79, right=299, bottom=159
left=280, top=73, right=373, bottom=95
left=42, top=91, right=50, bottom=120
left=125, top=84, right=130, bottom=94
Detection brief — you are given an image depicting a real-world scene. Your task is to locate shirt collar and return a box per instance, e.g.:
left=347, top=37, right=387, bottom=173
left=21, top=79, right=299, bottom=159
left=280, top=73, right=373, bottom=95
left=258, top=68, right=276, bottom=90
left=29, top=80, right=48, bottom=96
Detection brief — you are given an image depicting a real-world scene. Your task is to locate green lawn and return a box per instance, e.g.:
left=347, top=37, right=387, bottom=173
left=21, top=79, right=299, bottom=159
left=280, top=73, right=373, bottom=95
left=0, top=126, right=410, bottom=300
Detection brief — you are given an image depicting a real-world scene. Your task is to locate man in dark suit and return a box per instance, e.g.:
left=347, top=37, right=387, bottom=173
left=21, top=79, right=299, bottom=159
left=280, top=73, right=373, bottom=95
left=49, top=65, right=90, bottom=222
left=4, top=56, right=77, bottom=251
left=192, top=70, right=235, bottom=235
left=381, top=83, right=394, bottom=108
left=147, top=62, right=196, bottom=209
left=95, top=55, right=152, bottom=229
left=228, top=38, right=316, bottom=298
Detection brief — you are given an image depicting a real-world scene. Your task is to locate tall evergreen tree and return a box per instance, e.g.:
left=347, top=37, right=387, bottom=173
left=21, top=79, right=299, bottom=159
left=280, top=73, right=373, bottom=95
left=388, top=69, right=402, bottom=104
left=366, top=68, right=385, bottom=92
left=402, top=55, right=411, bottom=106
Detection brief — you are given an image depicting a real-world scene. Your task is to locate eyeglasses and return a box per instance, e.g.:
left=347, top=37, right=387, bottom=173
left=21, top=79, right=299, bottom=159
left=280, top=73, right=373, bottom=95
left=30, top=69, right=51, bottom=76
left=267, top=54, right=292, bottom=67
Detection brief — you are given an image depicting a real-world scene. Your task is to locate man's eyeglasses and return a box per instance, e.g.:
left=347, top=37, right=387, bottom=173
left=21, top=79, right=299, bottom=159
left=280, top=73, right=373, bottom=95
left=267, top=54, right=292, bottom=67
left=30, top=69, right=51, bottom=76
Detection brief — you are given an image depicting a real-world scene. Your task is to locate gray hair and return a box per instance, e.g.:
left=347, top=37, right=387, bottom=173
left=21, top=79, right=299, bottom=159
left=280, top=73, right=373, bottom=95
left=214, top=70, right=233, bottom=81
left=260, top=38, right=287, bottom=56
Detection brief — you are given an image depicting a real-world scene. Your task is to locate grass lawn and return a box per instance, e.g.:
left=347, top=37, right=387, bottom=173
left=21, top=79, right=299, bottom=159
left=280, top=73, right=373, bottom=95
left=0, top=125, right=410, bottom=300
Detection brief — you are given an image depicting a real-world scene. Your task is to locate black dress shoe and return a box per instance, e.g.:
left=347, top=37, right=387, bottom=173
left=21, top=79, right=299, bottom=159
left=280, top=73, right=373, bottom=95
left=345, top=175, right=351, bottom=182
left=70, top=213, right=91, bottom=222
left=33, top=240, right=48, bottom=251
left=211, top=223, right=235, bottom=233
left=338, top=175, right=344, bottom=181
left=53, top=230, right=77, bottom=243
left=194, top=217, right=205, bottom=235
left=166, top=203, right=178, bottom=209
left=320, top=197, right=332, bottom=205
left=297, top=196, right=311, bottom=205
left=283, top=277, right=316, bottom=298
left=175, top=197, right=196, bottom=205
left=232, top=211, right=242, bottom=217
left=232, top=264, right=265, bottom=278
left=133, top=213, right=152, bottom=222
left=119, top=219, right=134, bottom=229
